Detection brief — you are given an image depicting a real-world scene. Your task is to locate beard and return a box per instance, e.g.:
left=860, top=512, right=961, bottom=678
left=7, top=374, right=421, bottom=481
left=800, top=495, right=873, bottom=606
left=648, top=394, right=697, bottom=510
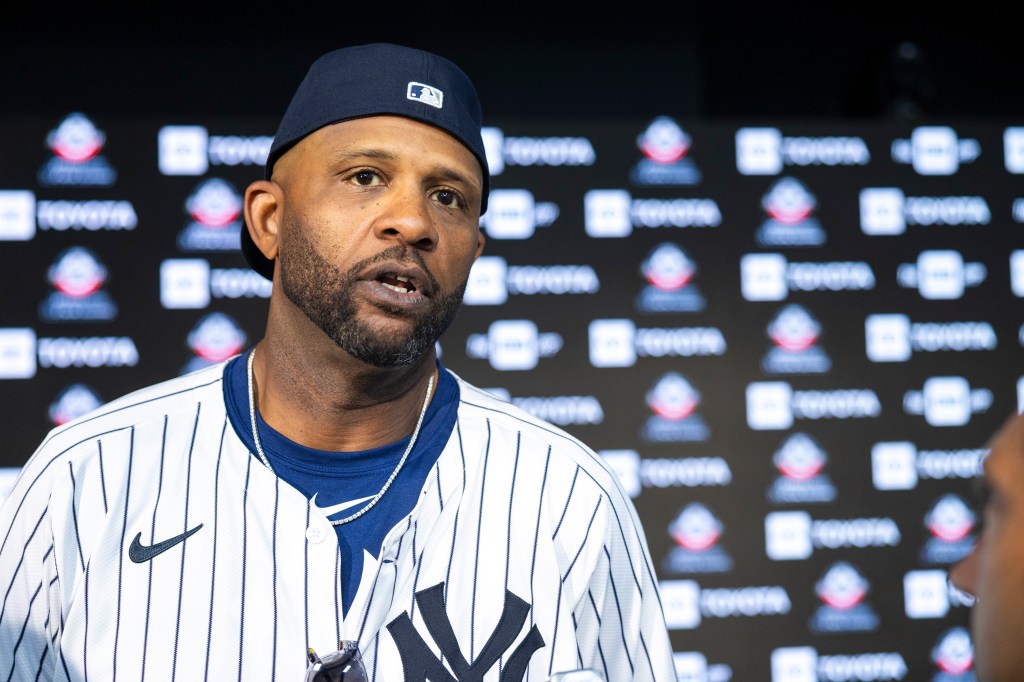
left=278, top=222, right=468, bottom=368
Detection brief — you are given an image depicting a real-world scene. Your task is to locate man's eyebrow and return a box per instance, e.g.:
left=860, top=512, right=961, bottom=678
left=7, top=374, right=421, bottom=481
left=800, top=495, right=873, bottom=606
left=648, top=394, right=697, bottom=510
left=324, top=150, right=479, bottom=189
left=326, top=148, right=397, bottom=164
left=432, top=165, right=481, bottom=191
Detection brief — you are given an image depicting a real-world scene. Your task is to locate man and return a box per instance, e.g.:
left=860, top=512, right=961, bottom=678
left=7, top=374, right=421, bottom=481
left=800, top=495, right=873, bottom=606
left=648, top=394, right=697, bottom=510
left=949, top=410, right=1024, bottom=682
left=0, top=43, right=675, bottom=681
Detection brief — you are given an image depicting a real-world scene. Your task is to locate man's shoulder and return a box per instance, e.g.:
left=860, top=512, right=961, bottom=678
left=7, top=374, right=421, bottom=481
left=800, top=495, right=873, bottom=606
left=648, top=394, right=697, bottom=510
left=448, top=369, right=614, bottom=471
left=41, top=359, right=231, bottom=450
left=91, top=358, right=228, bottom=413
left=449, top=370, right=564, bottom=432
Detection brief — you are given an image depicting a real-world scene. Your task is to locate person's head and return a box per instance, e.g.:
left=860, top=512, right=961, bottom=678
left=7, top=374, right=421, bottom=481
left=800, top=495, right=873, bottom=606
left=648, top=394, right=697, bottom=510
left=949, top=411, right=1024, bottom=681
left=242, top=43, right=489, bottom=367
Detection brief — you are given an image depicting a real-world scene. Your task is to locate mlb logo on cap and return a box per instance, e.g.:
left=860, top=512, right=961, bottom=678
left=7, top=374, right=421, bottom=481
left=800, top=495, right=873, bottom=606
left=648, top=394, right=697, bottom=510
left=407, top=82, right=443, bottom=108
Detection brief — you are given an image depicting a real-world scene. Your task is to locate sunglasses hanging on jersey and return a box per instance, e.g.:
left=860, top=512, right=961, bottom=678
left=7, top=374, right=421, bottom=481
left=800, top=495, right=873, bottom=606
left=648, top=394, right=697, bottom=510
left=305, top=641, right=367, bottom=682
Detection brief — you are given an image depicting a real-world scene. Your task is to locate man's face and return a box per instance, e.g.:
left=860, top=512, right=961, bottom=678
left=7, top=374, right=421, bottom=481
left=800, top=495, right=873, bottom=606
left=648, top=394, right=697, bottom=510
left=949, top=412, right=1024, bottom=681
left=271, top=115, right=485, bottom=367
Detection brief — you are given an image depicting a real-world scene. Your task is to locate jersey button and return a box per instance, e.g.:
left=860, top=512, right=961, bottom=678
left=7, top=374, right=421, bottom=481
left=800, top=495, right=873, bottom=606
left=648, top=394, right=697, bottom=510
left=305, top=525, right=327, bottom=544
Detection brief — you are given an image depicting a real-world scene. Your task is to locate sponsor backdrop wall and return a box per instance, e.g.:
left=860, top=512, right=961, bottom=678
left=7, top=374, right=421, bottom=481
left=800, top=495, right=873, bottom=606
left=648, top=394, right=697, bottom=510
left=3, top=111, right=1021, bottom=682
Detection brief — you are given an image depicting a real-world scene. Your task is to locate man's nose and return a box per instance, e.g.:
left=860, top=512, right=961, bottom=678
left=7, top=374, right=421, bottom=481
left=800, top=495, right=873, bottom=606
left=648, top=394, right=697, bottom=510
left=372, top=184, right=438, bottom=250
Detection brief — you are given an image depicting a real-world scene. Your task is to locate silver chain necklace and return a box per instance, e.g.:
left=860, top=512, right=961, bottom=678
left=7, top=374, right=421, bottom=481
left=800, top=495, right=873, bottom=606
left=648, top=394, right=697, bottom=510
left=246, top=349, right=435, bottom=526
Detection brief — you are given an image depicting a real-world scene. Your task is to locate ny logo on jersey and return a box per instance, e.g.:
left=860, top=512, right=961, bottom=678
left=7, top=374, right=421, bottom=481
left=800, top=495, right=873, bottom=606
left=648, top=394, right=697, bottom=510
left=387, top=582, right=545, bottom=682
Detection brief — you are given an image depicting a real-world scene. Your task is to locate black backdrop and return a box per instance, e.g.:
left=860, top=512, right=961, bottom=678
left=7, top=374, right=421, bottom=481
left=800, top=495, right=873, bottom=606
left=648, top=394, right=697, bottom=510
left=2, top=2, right=1022, bottom=121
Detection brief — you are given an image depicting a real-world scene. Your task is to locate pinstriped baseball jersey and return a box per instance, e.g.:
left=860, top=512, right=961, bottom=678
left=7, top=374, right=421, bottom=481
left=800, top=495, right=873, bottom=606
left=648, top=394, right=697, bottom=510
left=0, top=358, right=676, bottom=681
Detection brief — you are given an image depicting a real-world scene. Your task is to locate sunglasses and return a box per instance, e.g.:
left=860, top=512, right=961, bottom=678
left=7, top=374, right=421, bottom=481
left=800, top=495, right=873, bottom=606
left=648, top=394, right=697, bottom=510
left=305, top=641, right=368, bottom=682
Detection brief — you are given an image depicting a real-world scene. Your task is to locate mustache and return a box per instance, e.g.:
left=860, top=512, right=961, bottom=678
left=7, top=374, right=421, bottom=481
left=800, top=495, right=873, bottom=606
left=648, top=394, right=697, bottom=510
left=350, top=245, right=439, bottom=290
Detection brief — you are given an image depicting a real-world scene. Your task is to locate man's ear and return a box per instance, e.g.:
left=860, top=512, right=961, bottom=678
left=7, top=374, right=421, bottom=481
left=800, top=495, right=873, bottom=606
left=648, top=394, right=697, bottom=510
left=244, top=180, right=283, bottom=265
left=473, top=229, right=486, bottom=260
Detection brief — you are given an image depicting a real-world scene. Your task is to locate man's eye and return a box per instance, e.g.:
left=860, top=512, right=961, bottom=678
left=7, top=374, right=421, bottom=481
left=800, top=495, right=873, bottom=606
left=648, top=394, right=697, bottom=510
left=433, top=189, right=462, bottom=208
left=353, top=170, right=378, bottom=186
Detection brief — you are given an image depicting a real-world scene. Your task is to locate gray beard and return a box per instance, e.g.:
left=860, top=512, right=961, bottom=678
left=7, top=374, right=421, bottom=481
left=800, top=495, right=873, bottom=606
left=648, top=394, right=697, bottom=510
left=279, top=230, right=467, bottom=368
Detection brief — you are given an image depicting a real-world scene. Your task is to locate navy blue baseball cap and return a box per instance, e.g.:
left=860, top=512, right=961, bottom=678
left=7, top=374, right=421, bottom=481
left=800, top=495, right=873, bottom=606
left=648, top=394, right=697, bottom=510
left=242, top=42, right=490, bottom=280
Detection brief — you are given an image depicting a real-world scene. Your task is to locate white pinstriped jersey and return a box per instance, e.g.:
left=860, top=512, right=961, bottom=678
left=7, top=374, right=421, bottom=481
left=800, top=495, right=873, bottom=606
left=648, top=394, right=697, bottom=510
left=0, top=359, right=675, bottom=681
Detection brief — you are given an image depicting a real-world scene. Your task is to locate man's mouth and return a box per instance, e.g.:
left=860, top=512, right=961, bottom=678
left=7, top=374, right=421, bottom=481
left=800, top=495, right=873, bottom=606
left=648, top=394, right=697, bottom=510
left=378, top=273, right=417, bottom=294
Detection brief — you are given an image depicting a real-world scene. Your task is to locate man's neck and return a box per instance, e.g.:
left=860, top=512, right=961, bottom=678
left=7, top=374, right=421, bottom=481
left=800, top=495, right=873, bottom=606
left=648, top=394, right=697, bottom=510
left=249, top=337, right=438, bottom=453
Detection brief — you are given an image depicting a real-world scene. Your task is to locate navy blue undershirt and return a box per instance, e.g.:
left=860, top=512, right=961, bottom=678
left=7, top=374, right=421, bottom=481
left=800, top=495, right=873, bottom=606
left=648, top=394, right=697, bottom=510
left=223, top=351, right=459, bottom=612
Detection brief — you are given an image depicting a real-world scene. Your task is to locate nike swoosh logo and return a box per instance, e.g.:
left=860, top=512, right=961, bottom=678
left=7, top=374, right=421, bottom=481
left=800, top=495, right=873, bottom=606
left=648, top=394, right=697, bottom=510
left=129, top=524, right=204, bottom=563
left=310, top=492, right=375, bottom=518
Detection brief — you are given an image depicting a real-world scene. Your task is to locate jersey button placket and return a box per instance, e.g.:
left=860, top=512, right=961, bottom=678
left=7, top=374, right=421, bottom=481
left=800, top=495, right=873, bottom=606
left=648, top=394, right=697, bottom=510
left=305, top=521, right=329, bottom=544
